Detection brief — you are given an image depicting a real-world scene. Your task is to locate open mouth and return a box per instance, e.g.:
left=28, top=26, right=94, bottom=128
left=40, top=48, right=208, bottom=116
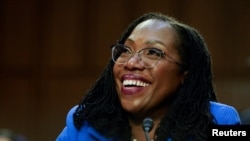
left=123, top=80, right=149, bottom=87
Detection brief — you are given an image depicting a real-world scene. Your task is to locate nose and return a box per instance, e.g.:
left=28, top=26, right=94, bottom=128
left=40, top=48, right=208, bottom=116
left=124, top=53, right=145, bottom=70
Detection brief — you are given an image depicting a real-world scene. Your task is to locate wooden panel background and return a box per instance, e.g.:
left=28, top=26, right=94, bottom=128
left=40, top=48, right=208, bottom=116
left=0, top=0, right=249, bottom=141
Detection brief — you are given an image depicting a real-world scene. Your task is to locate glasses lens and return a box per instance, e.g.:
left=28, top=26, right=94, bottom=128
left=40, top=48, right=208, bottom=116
left=112, top=45, right=131, bottom=64
left=139, top=48, right=162, bottom=68
left=112, top=45, right=163, bottom=68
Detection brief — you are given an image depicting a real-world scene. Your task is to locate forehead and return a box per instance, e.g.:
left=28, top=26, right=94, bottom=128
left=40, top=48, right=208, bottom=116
left=127, top=19, right=177, bottom=46
left=136, top=19, right=172, bottom=30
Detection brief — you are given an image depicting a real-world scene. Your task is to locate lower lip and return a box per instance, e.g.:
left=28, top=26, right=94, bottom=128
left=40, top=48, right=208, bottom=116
left=121, top=86, right=146, bottom=95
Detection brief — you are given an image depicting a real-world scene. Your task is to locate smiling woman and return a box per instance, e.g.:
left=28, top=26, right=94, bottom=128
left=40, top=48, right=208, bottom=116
left=56, top=12, right=241, bottom=141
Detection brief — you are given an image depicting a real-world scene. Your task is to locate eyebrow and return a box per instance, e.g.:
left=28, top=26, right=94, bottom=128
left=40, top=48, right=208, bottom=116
left=145, top=40, right=167, bottom=47
left=126, top=38, right=167, bottom=47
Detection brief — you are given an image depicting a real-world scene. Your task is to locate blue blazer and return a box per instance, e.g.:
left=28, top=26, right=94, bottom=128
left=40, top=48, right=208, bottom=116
left=56, top=101, right=241, bottom=141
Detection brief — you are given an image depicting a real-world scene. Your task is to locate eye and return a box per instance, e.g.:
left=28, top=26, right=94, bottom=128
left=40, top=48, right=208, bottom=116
left=120, top=46, right=131, bottom=54
left=116, top=45, right=131, bottom=58
left=143, top=48, right=164, bottom=59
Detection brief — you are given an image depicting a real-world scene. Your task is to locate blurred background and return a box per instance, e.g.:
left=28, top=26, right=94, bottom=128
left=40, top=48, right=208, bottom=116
left=0, top=0, right=249, bottom=141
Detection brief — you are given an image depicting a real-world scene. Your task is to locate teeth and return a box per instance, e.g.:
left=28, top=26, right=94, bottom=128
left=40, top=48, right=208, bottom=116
left=123, top=80, right=149, bottom=87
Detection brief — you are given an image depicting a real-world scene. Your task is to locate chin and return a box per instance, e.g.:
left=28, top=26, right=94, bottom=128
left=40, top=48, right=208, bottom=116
left=122, top=103, right=142, bottom=114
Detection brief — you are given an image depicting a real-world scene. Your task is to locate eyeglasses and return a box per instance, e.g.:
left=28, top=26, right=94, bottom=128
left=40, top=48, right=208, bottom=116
left=111, top=44, right=181, bottom=68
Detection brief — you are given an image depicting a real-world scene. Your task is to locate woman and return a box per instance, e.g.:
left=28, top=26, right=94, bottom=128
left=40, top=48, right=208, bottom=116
left=56, top=12, right=241, bottom=141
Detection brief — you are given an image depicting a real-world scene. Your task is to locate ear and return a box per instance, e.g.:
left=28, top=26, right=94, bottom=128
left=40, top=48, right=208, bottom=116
left=181, top=71, right=188, bottom=84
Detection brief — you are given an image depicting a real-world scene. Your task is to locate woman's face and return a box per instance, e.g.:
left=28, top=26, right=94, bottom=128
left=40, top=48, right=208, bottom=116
left=113, top=19, right=187, bottom=117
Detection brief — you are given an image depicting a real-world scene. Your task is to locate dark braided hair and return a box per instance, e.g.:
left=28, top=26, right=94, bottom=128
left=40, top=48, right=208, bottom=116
left=73, top=12, right=217, bottom=141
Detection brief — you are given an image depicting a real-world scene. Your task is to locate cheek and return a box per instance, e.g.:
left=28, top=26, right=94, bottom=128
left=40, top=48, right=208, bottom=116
left=153, top=65, right=179, bottom=80
left=113, top=64, right=119, bottom=78
left=113, top=64, right=121, bottom=87
left=153, top=66, right=183, bottom=93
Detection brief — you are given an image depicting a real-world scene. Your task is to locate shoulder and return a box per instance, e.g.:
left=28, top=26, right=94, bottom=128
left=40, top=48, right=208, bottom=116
left=56, top=106, right=79, bottom=141
left=56, top=106, right=114, bottom=141
left=66, top=105, right=78, bottom=125
left=209, top=101, right=241, bottom=125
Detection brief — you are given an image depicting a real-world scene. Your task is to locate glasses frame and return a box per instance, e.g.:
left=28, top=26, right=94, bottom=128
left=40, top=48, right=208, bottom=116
left=111, top=44, right=182, bottom=68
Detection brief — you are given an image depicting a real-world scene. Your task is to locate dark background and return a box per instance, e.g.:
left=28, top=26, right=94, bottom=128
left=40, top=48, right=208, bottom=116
left=0, top=0, right=250, bottom=141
